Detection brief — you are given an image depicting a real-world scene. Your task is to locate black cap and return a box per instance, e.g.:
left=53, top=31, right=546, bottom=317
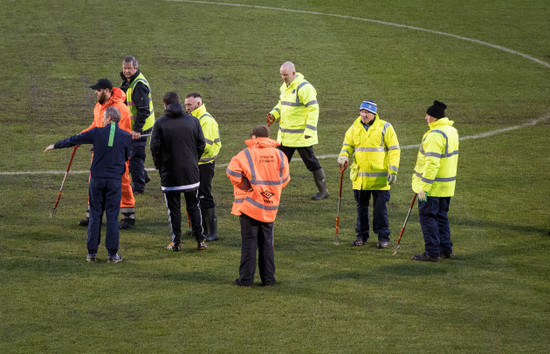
left=89, top=78, right=113, bottom=90
left=426, top=100, right=447, bottom=119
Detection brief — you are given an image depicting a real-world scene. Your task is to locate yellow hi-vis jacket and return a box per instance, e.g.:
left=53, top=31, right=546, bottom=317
left=269, top=73, right=319, bottom=147
left=191, top=104, right=221, bottom=165
left=127, top=72, right=155, bottom=132
left=412, top=118, right=459, bottom=197
left=339, top=115, right=400, bottom=190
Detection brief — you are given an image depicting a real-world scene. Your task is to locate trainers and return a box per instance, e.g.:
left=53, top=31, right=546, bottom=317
left=351, top=239, right=366, bottom=246
left=197, top=238, right=207, bottom=250
left=107, top=254, right=123, bottom=263
left=79, top=217, right=89, bottom=227
left=165, top=242, right=182, bottom=252
left=377, top=241, right=389, bottom=249
left=411, top=253, right=440, bottom=262
left=119, top=219, right=135, bottom=230
left=86, top=254, right=97, bottom=263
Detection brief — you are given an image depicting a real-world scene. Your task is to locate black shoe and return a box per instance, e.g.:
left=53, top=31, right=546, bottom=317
left=234, top=279, right=251, bottom=288
left=351, top=239, right=366, bottom=246
left=442, top=251, right=454, bottom=259
left=411, top=253, right=440, bottom=262
left=261, top=281, right=276, bottom=287
left=119, top=219, right=135, bottom=230
left=79, top=217, right=89, bottom=227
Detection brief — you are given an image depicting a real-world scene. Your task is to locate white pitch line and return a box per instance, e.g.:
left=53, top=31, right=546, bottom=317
left=168, top=0, right=550, bottom=69
left=3, top=114, right=548, bottom=176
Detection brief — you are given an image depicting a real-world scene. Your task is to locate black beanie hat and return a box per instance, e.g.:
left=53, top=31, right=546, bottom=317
left=426, top=100, right=447, bottom=119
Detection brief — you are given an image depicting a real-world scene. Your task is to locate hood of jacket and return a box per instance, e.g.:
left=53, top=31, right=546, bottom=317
left=244, top=137, right=280, bottom=148
left=106, top=87, right=127, bottom=107
left=165, top=103, right=185, bottom=118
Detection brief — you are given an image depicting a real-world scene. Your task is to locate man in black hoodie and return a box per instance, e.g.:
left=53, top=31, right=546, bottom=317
left=150, top=92, right=207, bottom=251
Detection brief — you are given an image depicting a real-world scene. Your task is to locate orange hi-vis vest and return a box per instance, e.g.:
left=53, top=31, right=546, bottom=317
left=227, top=137, right=290, bottom=223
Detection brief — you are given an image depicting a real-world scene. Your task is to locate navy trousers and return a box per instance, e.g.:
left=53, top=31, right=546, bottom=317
left=87, top=177, right=121, bottom=255
left=418, top=196, right=452, bottom=258
left=354, top=189, right=391, bottom=242
left=238, top=213, right=275, bottom=286
left=164, top=189, right=204, bottom=245
left=278, top=145, right=321, bottom=172
left=198, top=162, right=216, bottom=210
left=129, top=134, right=149, bottom=192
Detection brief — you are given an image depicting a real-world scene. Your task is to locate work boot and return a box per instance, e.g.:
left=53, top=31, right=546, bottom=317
left=310, top=168, right=329, bottom=200
left=119, top=211, right=135, bottom=230
left=79, top=217, right=89, bottom=227
left=203, top=207, right=219, bottom=241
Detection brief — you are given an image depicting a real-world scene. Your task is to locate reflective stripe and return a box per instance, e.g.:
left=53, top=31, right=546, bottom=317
left=274, top=107, right=281, bottom=114
left=389, top=165, right=398, bottom=172
left=305, top=124, right=317, bottom=131
left=243, top=148, right=286, bottom=186
left=414, top=171, right=456, bottom=183
left=226, top=168, right=242, bottom=178
left=358, top=172, right=388, bottom=177
left=387, top=144, right=400, bottom=150
left=281, top=101, right=303, bottom=107
left=244, top=197, right=279, bottom=211
left=305, top=100, right=318, bottom=107
left=204, top=138, right=214, bottom=145
left=356, top=147, right=384, bottom=152
left=340, top=149, right=350, bottom=156
left=343, top=143, right=353, bottom=147
left=280, top=128, right=305, bottom=134
left=234, top=198, right=245, bottom=204
left=278, top=150, right=284, bottom=178
left=199, top=155, right=217, bottom=163
left=161, top=181, right=200, bottom=191
left=199, top=113, right=213, bottom=120
left=297, top=81, right=309, bottom=90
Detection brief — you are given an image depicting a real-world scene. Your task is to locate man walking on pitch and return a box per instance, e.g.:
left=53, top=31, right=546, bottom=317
left=411, top=100, right=459, bottom=262
left=185, top=92, right=222, bottom=241
left=120, top=56, right=155, bottom=194
left=267, top=61, right=328, bottom=200
left=150, top=92, right=207, bottom=251
left=227, top=125, right=290, bottom=287
left=338, top=100, right=401, bottom=248
left=79, top=78, right=136, bottom=230
left=45, top=107, right=131, bottom=263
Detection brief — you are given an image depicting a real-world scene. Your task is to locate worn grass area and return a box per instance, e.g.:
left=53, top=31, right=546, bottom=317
left=1, top=0, right=549, bottom=352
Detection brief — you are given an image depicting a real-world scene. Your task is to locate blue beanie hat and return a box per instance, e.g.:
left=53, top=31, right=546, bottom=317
left=359, top=100, right=377, bottom=114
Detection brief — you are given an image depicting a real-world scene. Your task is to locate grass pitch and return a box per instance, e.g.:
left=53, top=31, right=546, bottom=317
left=1, top=0, right=549, bottom=352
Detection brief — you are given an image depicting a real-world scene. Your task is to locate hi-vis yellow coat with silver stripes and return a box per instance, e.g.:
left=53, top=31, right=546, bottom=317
left=339, top=115, right=400, bottom=190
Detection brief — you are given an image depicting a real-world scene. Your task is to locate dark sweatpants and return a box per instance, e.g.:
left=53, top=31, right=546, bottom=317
left=237, top=213, right=275, bottom=286
left=354, top=189, right=391, bottom=243
left=163, top=189, right=204, bottom=245
left=418, top=197, right=452, bottom=258
left=87, top=176, right=121, bottom=255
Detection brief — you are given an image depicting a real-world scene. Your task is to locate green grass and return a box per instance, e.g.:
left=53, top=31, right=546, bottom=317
left=1, top=0, right=550, bottom=352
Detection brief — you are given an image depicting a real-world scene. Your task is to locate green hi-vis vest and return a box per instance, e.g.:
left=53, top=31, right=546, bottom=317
left=126, top=73, right=155, bottom=131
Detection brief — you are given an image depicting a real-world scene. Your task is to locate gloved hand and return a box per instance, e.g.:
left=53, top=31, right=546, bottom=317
left=337, top=155, right=348, bottom=169
left=418, top=190, right=427, bottom=202
left=266, top=114, right=276, bottom=126
left=387, top=173, right=397, bottom=185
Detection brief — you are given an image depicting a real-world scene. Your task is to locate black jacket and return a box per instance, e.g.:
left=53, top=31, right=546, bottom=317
left=150, top=104, right=205, bottom=190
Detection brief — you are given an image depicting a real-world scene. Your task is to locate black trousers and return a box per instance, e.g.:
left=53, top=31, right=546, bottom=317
left=163, top=189, right=204, bottom=244
left=278, top=145, right=321, bottom=172
left=198, top=162, right=215, bottom=210
left=237, top=213, right=275, bottom=286
left=129, top=129, right=150, bottom=192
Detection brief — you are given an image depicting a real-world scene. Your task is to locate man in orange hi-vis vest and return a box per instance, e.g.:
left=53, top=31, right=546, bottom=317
left=79, top=79, right=136, bottom=229
left=227, top=125, right=290, bottom=287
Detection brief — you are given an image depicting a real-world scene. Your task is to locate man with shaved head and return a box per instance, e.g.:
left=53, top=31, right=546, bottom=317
left=267, top=61, right=328, bottom=200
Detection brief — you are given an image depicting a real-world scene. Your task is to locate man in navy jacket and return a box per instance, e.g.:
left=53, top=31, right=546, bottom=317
left=45, top=107, right=131, bottom=263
